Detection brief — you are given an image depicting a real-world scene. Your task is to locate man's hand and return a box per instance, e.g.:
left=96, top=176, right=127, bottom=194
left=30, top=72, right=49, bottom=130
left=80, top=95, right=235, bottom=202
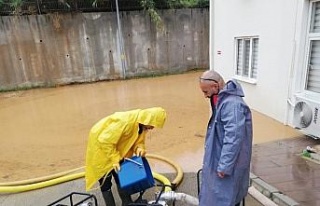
left=112, top=163, right=121, bottom=172
left=136, top=147, right=146, bottom=157
left=217, top=171, right=225, bottom=178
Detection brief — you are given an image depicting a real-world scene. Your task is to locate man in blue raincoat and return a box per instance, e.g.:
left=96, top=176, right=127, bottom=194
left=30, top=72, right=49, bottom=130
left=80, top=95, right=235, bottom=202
left=198, top=70, right=253, bottom=206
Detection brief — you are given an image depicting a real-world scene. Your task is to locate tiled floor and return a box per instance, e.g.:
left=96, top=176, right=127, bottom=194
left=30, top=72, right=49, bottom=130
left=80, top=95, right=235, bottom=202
left=251, top=136, right=320, bottom=206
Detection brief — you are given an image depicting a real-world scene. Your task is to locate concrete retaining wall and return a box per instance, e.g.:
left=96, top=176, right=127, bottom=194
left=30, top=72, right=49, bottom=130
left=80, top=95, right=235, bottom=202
left=0, top=8, right=209, bottom=91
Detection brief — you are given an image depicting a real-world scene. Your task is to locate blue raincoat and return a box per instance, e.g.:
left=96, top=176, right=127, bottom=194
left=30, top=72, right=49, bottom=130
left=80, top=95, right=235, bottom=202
left=199, top=80, right=253, bottom=206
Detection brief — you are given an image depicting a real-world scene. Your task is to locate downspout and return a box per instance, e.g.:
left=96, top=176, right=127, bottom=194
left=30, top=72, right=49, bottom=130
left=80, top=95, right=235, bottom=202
left=209, top=0, right=214, bottom=70
left=36, top=0, right=41, bottom=14
left=115, top=0, right=127, bottom=79
left=285, top=0, right=299, bottom=125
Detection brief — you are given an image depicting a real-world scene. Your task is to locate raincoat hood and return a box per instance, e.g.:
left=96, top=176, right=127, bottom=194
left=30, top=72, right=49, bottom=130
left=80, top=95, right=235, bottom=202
left=137, top=107, right=166, bottom=128
left=220, top=79, right=245, bottom=97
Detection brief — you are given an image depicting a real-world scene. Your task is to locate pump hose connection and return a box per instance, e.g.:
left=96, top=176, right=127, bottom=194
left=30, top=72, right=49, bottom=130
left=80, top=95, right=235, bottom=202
left=0, top=154, right=184, bottom=194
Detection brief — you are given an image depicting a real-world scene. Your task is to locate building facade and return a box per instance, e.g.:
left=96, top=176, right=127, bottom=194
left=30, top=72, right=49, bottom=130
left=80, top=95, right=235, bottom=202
left=210, top=0, right=320, bottom=138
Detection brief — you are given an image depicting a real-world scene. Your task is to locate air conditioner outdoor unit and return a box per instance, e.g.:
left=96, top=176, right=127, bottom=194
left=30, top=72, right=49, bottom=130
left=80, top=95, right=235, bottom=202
left=293, top=95, right=320, bottom=139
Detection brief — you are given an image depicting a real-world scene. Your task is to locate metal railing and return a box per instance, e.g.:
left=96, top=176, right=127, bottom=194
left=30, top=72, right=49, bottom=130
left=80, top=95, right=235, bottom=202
left=0, top=0, right=208, bottom=16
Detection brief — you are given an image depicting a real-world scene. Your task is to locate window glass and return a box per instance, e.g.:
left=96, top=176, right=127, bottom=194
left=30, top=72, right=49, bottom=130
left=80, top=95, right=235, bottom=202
left=307, top=40, right=320, bottom=92
left=310, top=1, right=320, bottom=33
left=306, top=1, right=320, bottom=93
left=235, top=37, right=259, bottom=81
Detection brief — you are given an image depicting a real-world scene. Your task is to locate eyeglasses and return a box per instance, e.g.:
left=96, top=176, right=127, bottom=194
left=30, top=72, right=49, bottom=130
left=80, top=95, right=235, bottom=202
left=199, top=77, right=218, bottom=84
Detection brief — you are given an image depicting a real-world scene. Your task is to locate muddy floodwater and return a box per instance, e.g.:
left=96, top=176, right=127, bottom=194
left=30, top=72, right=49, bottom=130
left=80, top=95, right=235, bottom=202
left=0, top=71, right=302, bottom=183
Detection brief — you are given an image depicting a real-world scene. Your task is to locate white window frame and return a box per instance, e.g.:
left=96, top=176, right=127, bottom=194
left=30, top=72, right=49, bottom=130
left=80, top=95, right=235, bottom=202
left=234, top=36, right=259, bottom=84
left=304, top=0, right=320, bottom=94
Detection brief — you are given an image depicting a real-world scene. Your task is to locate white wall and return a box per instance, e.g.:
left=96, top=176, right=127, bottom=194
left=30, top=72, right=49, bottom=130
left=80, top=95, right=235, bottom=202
left=210, top=0, right=306, bottom=124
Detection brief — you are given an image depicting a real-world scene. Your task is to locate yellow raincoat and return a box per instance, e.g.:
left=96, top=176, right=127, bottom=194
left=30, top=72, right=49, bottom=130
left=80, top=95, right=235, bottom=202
left=85, top=107, right=166, bottom=191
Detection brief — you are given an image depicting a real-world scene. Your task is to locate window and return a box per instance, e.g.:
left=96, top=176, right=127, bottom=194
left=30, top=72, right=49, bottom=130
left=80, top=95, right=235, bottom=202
left=306, top=1, right=320, bottom=93
left=234, top=36, right=259, bottom=83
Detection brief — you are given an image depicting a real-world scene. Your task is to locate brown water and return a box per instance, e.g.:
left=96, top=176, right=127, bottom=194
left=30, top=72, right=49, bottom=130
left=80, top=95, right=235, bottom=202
left=0, top=71, right=301, bottom=182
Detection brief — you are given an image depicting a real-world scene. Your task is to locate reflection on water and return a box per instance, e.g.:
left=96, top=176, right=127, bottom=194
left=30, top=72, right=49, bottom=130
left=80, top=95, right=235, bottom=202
left=0, top=71, right=301, bottom=182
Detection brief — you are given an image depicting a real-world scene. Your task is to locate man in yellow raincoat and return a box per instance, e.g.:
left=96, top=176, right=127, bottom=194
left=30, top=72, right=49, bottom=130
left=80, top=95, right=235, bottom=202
left=85, top=107, right=167, bottom=206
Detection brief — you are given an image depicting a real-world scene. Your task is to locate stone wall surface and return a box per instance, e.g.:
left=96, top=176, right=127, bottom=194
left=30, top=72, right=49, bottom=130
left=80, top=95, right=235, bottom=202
left=0, top=8, right=209, bottom=90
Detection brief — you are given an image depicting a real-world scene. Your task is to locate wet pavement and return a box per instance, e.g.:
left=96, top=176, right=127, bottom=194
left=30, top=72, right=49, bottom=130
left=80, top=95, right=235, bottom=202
left=251, top=135, right=320, bottom=206
left=2, top=136, right=320, bottom=206
left=0, top=172, right=264, bottom=206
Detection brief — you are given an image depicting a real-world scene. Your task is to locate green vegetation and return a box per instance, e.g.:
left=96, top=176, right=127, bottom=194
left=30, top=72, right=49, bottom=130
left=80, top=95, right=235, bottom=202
left=0, top=0, right=4, bottom=9
left=9, top=0, right=23, bottom=13
left=168, top=0, right=201, bottom=7
left=302, top=149, right=311, bottom=158
left=141, top=0, right=208, bottom=29
left=140, top=0, right=163, bottom=29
